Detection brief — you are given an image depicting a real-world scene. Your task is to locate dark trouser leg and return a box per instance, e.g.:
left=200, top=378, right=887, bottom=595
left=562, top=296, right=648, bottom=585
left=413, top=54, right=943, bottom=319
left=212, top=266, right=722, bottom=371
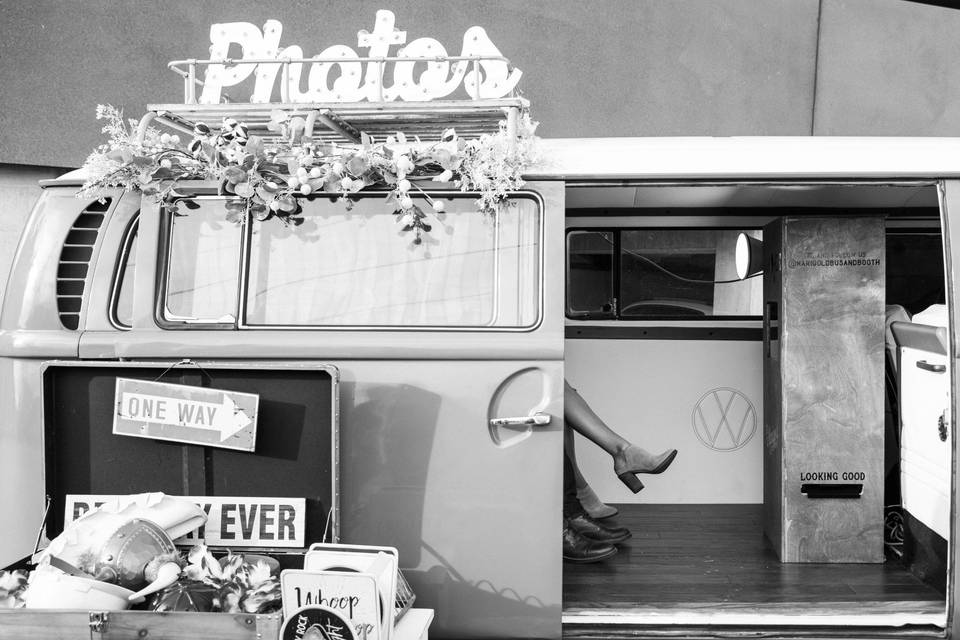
left=564, top=448, right=584, bottom=518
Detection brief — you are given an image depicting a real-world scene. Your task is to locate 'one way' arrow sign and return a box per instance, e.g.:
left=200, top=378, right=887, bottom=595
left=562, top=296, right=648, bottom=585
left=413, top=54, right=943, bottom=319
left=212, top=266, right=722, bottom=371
left=113, top=378, right=259, bottom=452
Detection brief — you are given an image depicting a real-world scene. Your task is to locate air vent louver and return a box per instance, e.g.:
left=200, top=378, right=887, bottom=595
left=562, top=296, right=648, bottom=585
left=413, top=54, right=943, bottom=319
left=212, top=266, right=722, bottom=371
left=57, top=200, right=109, bottom=330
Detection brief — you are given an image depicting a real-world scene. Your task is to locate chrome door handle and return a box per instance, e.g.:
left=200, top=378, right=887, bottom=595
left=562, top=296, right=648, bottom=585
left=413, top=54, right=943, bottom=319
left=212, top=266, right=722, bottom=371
left=917, top=360, right=947, bottom=373
left=489, top=413, right=551, bottom=427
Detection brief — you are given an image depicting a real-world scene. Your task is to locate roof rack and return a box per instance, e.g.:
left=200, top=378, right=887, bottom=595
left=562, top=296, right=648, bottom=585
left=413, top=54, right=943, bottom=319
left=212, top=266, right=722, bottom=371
left=140, top=98, right=528, bottom=146
left=137, top=54, right=528, bottom=146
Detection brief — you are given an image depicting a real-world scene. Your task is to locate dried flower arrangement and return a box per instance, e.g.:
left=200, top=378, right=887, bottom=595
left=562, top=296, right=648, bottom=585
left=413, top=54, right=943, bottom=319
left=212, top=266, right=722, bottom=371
left=80, top=105, right=538, bottom=243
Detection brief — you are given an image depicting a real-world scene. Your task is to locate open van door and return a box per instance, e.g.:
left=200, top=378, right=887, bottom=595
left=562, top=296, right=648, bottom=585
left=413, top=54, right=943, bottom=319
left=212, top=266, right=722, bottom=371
left=939, top=179, right=960, bottom=640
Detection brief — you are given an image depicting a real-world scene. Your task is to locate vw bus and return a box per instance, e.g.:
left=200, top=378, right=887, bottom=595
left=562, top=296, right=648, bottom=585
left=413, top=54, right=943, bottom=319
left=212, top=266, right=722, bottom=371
left=1, top=14, right=959, bottom=640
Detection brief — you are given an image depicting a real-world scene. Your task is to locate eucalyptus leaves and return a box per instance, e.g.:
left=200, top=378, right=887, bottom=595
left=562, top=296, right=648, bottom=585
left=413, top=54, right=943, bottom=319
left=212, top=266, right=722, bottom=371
left=80, top=106, right=538, bottom=243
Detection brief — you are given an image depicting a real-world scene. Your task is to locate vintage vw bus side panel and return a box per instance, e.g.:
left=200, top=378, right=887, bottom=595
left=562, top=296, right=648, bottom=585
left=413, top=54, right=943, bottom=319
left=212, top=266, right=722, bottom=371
left=0, top=187, right=137, bottom=571
left=6, top=138, right=960, bottom=640
left=0, top=180, right=565, bottom=639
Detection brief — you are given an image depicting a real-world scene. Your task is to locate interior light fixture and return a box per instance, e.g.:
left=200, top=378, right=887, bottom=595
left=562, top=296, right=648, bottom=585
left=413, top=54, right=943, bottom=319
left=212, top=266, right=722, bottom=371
left=735, top=233, right=764, bottom=280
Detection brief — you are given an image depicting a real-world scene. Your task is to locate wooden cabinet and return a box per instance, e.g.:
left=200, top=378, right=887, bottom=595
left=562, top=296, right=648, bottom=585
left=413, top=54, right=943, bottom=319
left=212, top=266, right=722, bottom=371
left=762, top=217, right=885, bottom=563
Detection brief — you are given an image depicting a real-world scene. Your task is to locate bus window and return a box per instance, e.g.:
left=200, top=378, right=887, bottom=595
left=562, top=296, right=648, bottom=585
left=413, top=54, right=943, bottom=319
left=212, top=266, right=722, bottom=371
left=161, top=199, right=243, bottom=324
left=243, top=195, right=541, bottom=328
left=566, top=231, right=615, bottom=318
left=110, top=216, right=138, bottom=329
left=886, top=230, right=945, bottom=314
left=566, top=228, right=763, bottom=320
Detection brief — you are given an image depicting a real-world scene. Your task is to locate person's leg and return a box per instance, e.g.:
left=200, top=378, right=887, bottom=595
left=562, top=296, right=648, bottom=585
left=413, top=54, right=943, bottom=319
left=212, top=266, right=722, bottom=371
left=565, top=426, right=618, bottom=518
left=564, top=380, right=630, bottom=456
left=564, top=380, right=678, bottom=493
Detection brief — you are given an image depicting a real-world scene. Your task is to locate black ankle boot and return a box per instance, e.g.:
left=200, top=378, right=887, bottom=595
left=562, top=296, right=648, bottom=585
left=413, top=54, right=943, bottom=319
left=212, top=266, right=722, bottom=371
left=562, top=519, right=618, bottom=563
left=567, top=512, right=632, bottom=544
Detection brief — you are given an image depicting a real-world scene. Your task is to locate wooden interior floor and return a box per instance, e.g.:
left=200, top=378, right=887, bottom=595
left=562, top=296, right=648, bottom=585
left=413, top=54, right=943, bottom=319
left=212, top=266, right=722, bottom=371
left=563, top=504, right=945, bottom=627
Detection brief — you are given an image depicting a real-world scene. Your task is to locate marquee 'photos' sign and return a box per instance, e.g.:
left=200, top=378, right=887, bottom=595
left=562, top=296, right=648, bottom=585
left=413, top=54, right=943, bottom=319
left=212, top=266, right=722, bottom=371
left=66, top=495, right=306, bottom=548
left=199, top=10, right=522, bottom=104
left=113, top=378, right=259, bottom=452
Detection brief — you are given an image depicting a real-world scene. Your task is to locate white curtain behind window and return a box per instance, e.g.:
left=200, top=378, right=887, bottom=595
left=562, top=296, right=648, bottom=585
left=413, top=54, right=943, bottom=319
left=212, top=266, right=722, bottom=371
left=166, top=202, right=242, bottom=322
left=245, top=197, right=539, bottom=327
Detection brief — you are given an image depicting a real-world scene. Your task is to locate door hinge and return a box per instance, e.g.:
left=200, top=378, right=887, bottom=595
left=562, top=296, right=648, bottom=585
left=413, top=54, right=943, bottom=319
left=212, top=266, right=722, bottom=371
left=89, top=611, right=109, bottom=635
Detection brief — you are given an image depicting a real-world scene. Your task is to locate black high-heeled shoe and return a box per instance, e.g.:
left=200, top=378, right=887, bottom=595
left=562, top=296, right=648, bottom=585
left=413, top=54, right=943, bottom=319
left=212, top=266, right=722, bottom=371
left=613, top=447, right=678, bottom=493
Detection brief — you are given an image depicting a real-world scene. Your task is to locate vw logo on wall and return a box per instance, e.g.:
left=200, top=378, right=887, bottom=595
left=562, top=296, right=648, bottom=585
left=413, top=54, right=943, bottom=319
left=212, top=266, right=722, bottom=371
left=692, top=387, right=757, bottom=452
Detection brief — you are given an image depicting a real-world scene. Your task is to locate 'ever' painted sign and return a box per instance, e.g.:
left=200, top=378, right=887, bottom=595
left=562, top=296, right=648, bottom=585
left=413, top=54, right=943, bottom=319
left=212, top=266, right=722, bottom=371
left=66, top=495, right=305, bottom=548
left=113, top=378, right=259, bottom=452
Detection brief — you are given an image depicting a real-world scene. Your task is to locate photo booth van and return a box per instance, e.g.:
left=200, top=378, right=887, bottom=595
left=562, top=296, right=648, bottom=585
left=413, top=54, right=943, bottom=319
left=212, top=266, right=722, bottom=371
left=2, top=130, right=960, bottom=638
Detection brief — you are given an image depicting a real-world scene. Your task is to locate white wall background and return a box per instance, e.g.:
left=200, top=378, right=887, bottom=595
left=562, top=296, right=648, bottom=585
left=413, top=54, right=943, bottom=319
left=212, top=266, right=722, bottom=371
left=566, top=337, right=764, bottom=504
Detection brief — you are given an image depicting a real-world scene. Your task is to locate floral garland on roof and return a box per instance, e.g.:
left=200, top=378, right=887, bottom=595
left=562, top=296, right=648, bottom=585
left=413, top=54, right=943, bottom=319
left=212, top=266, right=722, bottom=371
left=79, top=105, right=538, bottom=243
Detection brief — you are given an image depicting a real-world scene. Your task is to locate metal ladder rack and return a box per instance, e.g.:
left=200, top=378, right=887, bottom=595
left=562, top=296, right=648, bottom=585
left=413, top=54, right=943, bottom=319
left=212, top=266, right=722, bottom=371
left=138, top=52, right=529, bottom=146
left=139, top=97, right=529, bottom=147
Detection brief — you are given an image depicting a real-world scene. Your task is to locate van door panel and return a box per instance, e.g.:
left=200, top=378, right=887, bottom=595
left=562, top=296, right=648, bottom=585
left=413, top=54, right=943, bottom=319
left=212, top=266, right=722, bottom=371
left=339, top=361, right=562, bottom=639
left=74, top=182, right=565, bottom=640
left=0, top=358, right=48, bottom=567
left=899, top=342, right=951, bottom=539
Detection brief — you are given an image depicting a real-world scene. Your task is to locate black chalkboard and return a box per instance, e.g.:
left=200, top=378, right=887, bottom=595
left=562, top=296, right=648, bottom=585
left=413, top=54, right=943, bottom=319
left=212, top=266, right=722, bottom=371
left=41, top=363, right=336, bottom=547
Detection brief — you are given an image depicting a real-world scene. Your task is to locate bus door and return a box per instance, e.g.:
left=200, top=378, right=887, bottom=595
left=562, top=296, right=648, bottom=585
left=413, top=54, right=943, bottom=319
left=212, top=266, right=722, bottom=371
left=937, top=179, right=960, bottom=640
left=77, top=182, right=566, bottom=640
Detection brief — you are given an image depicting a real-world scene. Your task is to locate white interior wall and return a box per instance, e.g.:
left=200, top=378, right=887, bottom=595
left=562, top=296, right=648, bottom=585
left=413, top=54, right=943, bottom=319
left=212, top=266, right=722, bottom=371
left=565, top=337, right=764, bottom=504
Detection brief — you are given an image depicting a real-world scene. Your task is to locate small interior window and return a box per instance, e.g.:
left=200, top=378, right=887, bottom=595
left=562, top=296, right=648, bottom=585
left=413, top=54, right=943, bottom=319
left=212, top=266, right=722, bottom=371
left=162, top=199, right=242, bottom=325
left=567, top=231, right=615, bottom=318
left=567, top=228, right=762, bottom=319
left=886, top=230, right=946, bottom=314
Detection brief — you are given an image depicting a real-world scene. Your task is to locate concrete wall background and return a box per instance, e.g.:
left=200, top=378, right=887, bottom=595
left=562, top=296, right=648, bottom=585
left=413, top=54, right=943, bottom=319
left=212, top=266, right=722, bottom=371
left=0, top=0, right=812, bottom=167
left=3, top=0, right=959, bottom=171
left=814, top=0, right=960, bottom=135
left=2, top=0, right=960, bottom=295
